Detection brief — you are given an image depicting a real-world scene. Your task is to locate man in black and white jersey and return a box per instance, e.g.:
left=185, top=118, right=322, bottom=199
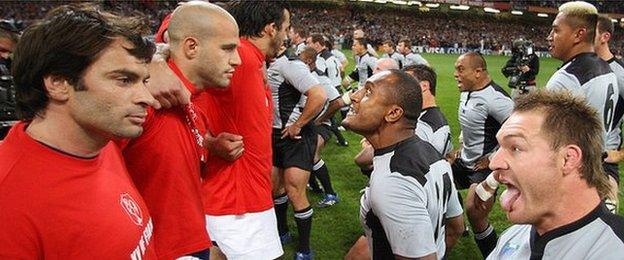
left=545, top=1, right=619, bottom=212
left=451, top=52, right=514, bottom=189
left=343, top=70, right=462, bottom=259
left=269, top=46, right=327, bottom=259
left=344, top=38, right=377, bottom=89
left=382, top=40, right=405, bottom=69
left=353, top=29, right=378, bottom=58
left=404, top=65, right=454, bottom=157
left=465, top=91, right=624, bottom=259
left=289, top=26, right=308, bottom=56
left=298, top=46, right=342, bottom=207
left=596, top=14, right=624, bottom=212
left=343, top=69, right=462, bottom=259
left=309, top=33, right=349, bottom=147
left=398, top=38, right=429, bottom=67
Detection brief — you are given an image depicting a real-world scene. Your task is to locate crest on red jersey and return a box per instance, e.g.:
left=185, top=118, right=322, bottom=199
left=120, top=193, right=143, bottom=226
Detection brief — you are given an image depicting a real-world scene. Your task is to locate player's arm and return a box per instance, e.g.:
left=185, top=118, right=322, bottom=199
left=314, top=97, right=344, bottom=125
left=605, top=149, right=624, bottom=163
left=281, top=62, right=327, bottom=139
left=444, top=172, right=464, bottom=252
left=0, top=207, right=39, bottom=258
left=282, top=85, right=326, bottom=139
left=146, top=46, right=189, bottom=109
left=465, top=183, right=498, bottom=258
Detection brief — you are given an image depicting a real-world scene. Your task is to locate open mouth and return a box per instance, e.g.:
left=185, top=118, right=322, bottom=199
left=500, top=183, right=521, bottom=212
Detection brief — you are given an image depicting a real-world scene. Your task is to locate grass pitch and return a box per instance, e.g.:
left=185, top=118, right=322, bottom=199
left=280, top=51, right=622, bottom=259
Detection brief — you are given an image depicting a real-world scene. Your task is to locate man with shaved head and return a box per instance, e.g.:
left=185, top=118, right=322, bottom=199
left=343, top=70, right=460, bottom=259
left=545, top=1, right=619, bottom=212
left=121, top=2, right=241, bottom=259
left=451, top=52, right=513, bottom=190
left=373, top=57, right=399, bottom=74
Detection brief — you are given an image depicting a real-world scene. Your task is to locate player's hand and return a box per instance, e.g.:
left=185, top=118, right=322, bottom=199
left=147, top=59, right=190, bottom=109
left=446, top=149, right=460, bottom=164
left=281, top=124, right=302, bottom=140
left=465, top=183, right=496, bottom=233
left=204, top=132, right=244, bottom=161
left=518, top=65, right=530, bottom=73
left=605, top=150, right=624, bottom=164
left=474, top=156, right=490, bottom=171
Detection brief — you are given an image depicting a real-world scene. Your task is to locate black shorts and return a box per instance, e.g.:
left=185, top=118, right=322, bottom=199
left=272, top=125, right=317, bottom=171
left=603, top=162, right=620, bottom=184
left=451, top=159, right=492, bottom=190
left=316, top=124, right=333, bottom=142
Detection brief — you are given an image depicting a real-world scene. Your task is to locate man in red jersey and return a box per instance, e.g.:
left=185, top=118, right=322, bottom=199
left=0, top=4, right=158, bottom=259
left=122, top=2, right=241, bottom=259
left=147, top=2, right=291, bottom=258
left=197, top=2, right=291, bottom=259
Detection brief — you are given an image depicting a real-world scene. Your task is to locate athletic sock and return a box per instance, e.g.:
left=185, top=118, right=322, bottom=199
left=294, top=206, right=313, bottom=253
left=273, top=193, right=289, bottom=235
left=313, top=159, right=335, bottom=195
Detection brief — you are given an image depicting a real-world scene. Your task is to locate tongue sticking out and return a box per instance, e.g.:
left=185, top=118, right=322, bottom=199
left=500, top=187, right=520, bottom=212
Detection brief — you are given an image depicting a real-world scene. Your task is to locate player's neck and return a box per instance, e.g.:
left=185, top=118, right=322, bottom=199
left=596, top=45, right=614, bottom=61
left=243, top=36, right=271, bottom=57
left=26, top=110, right=107, bottom=157
left=422, top=94, right=437, bottom=109
left=367, top=125, right=415, bottom=151
left=563, top=44, right=595, bottom=63
left=534, top=181, right=601, bottom=235
left=473, top=77, right=492, bottom=91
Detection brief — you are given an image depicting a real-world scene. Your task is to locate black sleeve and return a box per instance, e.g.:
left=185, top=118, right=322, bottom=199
left=348, top=69, right=358, bottom=81
left=474, top=225, right=498, bottom=258
left=524, top=54, right=539, bottom=80
left=501, top=56, right=517, bottom=77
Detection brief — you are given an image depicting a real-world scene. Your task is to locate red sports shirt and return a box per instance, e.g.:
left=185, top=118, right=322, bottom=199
left=197, top=38, right=274, bottom=215
left=122, top=60, right=211, bottom=259
left=0, top=122, right=156, bottom=259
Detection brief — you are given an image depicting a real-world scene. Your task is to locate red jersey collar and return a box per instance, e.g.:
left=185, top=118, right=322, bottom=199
left=240, top=38, right=265, bottom=62
left=166, top=59, right=200, bottom=96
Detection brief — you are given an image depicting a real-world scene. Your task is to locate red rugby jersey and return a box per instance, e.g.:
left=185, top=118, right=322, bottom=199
left=197, top=38, right=274, bottom=215
left=0, top=122, right=157, bottom=259
left=122, top=60, right=211, bottom=259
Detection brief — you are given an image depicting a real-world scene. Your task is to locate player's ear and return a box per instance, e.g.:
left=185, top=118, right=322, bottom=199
left=44, top=75, right=71, bottom=102
left=561, top=144, right=582, bottom=176
left=385, top=105, right=404, bottom=123
left=263, top=22, right=277, bottom=38
left=420, top=81, right=430, bottom=93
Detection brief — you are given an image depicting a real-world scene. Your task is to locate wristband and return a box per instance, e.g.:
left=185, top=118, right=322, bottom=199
left=474, top=223, right=494, bottom=240
left=485, top=173, right=499, bottom=190
left=475, top=183, right=493, bottom=201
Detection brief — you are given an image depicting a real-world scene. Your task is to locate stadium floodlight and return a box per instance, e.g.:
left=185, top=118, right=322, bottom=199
left=393, top=0, right=408, bottom=5
left=425, top=3, right=440, bottom=8
left=450, top=5, right=470, bottom=11
left=374, top=0, right=387, bottom=3
left=407, top=1, right=422, bottom=6
left=511, top=10, right=523, bottom=15
left=537, top=13, right=549, bottom=18
left=612, top=19, right=618, bottom=23
left=484, top=7, right=500, bottom=14
left=359, top=0, right=374, bottom=2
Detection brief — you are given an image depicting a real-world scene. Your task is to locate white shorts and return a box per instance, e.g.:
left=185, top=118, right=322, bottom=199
left=205, top=208, right=283, bottom=260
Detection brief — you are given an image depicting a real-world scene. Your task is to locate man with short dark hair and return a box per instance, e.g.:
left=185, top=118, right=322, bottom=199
left=345, top=38, right=377, bottom=89
left=269, top=44, right=326, bottom=259
left=289, top=26, right=308, bottom=56
left=466, top=90, right=624, bottom=259
left=451, top=52, right=513, bottom=189
left=121, top=2, right=241, bottom=259
left=545, top=1, right=619, bottom=212
left=381, top=40, right=404, bottom=69
left=595, top=14, right=624, bottom=212
left=398, top=38, right=428, bottom=67
left=343, top=70, right=460, bottom=259
left=0, top=4, right=158, bottom=258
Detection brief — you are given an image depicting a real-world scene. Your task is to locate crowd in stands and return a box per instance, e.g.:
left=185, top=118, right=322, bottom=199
left=1, top=1, right=622, bottom=54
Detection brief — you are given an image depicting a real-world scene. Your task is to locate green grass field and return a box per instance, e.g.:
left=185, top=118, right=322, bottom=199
left=280, top=51, right=624, bottom=259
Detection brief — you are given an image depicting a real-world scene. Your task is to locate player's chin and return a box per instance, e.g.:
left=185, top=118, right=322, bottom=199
left=115, top=125, right=144, bottom=139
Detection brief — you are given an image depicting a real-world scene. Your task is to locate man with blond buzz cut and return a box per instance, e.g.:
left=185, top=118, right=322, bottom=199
left=545, top=1, right=619, bottom=212
left=595, top=14, right=624, bottom=212
left=465, top=91, right=624, bottom=259
left=121, top=2, right=241, bottom=259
